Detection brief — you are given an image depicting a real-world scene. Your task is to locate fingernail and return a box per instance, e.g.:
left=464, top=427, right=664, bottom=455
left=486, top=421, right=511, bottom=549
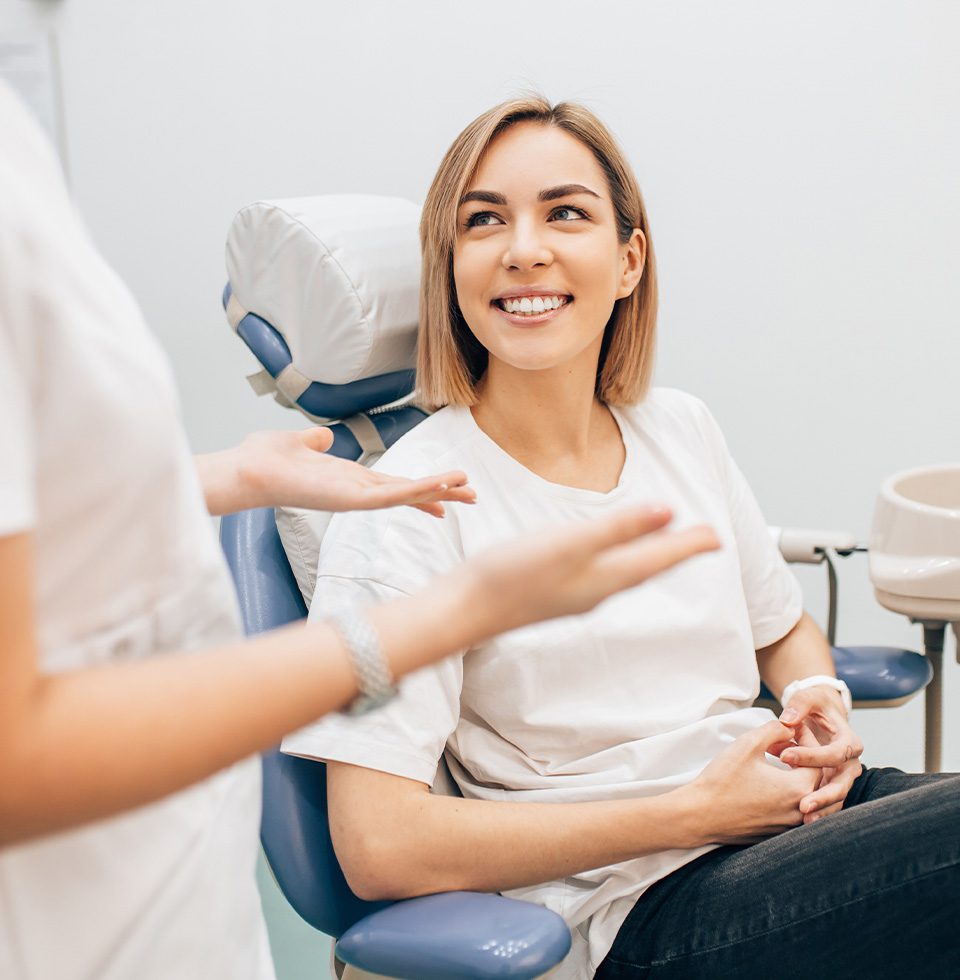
left=780, top=708, right=799, bottom=723
left=782, top=752, right=797, bottom=766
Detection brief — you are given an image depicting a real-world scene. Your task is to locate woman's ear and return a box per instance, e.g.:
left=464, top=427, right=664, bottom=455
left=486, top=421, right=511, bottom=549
left=616, top=229, right=647, bottom=300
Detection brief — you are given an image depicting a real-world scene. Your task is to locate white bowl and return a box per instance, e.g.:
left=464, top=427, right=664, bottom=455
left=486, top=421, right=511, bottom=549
left=869, top=464, right=960, bottom=622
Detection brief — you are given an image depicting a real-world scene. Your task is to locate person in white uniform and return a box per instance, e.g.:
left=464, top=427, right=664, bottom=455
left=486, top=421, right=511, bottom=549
left=0, top=84, right=719, bottom=980
left=286, top=98, right=960, bottom=979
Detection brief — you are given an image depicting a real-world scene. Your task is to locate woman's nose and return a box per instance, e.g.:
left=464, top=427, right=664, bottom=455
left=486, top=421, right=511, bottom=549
left=501, top=220, right=552, bottom=272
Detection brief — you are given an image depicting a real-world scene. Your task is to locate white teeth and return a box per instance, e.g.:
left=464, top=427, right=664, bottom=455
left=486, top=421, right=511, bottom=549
left=499, top=295, right=567, bottom=315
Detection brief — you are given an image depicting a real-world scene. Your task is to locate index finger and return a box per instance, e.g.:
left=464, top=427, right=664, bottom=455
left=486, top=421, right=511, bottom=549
left=781, top=740, right=863, bottom=769
left=594, top=522, right=721, bottom=588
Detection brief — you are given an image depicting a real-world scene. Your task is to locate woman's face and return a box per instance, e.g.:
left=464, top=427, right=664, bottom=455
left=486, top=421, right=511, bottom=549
left=453, top=121, right=644, bottom=381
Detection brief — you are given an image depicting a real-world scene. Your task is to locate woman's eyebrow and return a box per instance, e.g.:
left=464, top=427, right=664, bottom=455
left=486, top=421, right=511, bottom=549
left=459, top=189, right=507, bottom=206
left=458, top=183, right=602, bottom=207
left=538, top=183, right=601, bottom=202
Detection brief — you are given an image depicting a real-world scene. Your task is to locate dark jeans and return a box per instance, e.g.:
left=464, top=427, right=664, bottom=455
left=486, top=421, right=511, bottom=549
left=596, top=768, right=960, bottom=979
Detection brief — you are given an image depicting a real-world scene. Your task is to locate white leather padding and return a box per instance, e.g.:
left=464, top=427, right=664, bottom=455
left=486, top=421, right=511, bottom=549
left=225, top=195, right=421, bottom=385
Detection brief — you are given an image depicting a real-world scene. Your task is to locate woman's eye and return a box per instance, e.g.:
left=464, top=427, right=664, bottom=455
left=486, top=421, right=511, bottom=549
left=550, top=206, right=588, bottom=222
left=466, top=211, right=503, bottom=228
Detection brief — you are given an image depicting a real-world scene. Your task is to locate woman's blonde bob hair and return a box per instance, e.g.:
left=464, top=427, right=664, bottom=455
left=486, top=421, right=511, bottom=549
left=417, top=96, right=658, bottom=410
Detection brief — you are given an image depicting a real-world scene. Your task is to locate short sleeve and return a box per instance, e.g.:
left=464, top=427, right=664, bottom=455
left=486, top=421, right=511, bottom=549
left=280, top=499, right=467, bottom=786
left=0, top=316, right=36, bottom=536
left=694, top=398, right=803, bottom=648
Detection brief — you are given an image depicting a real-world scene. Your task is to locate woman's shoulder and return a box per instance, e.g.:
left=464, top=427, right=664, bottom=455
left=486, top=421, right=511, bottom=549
left=618, top=387, right=719, bottom=440
left=371, top=404, right=480, bottom=478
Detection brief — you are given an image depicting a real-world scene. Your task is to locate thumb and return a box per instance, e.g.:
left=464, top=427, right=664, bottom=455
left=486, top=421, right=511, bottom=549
left=779, top=701, right=809, bottom=726
left=750, top=719, right=798, bottom=754
left=301, top=426, right=335, bottom=453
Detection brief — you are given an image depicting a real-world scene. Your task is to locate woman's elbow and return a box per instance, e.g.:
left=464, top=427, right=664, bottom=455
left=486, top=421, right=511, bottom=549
left=334, top=827, right=427, bottom=901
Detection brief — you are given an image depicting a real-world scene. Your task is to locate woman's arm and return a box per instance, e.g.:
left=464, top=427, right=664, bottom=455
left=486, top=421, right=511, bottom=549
left=328, top=719, right=821, bottom=901
left=756, top=612, right=864, bottom=821
left=195, top=426, right=476, bottom=517
left=0, top=506, right=716, bottom=845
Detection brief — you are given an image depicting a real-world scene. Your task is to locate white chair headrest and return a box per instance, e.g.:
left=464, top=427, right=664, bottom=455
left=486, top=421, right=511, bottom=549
left=225, top=195, right=421, bottom=386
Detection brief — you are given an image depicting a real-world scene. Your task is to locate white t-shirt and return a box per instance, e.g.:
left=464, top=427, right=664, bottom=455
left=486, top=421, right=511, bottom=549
left=283, top=394, right=803, bottom=980
left=0, top=85, right=273, bottom=980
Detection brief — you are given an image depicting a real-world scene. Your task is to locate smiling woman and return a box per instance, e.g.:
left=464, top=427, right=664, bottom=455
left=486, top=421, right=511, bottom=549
left=282, top=95, right=960, bottom=980
left=418, top=100, right=657, bottom=411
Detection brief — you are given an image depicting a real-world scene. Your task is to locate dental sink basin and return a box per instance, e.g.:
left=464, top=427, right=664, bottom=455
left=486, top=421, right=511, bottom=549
left=870, top=464, right=960, bottom=623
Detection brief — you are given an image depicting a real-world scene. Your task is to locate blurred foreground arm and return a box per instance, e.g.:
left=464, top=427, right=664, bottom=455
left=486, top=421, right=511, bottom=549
left=0, top=505, right=716, bottom=845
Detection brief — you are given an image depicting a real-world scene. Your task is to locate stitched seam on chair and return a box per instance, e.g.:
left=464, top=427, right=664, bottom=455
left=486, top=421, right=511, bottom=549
left=604, top=862, right=959, bottom=971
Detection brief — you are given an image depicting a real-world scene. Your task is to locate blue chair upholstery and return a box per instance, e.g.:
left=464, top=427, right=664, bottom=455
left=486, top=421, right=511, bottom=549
left=758, top=646, right=931, bottom=708
left=223, top=284, right=416, bottom=420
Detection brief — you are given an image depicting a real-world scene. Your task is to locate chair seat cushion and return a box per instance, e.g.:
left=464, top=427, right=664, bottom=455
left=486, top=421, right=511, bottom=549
left=759, top=645, right=932, bottom=706
left=830, top=644, right=933, bottom=704
left=336, top=891, right=572, bottom=980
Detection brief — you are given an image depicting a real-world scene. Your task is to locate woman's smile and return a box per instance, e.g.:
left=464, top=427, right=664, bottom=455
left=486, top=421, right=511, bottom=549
left=492, top=287, right=574, bottom=326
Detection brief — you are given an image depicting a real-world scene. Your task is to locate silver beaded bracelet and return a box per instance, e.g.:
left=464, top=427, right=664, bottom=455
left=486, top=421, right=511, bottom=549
left=329, top=612, right=397, bottom=715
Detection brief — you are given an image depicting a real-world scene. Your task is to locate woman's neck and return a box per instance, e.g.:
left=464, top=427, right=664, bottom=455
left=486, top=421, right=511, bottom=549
left=470, top=356, right=626, bottom=493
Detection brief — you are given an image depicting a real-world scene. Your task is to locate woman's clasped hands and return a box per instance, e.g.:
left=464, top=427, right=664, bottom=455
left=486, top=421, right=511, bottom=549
left=680, top=720, right=825, bottom=846
left=778, top=687, right=865, bottom=824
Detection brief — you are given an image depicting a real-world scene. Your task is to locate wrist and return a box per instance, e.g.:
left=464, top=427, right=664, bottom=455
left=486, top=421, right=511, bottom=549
left=195, top=447, right=251, bottom=516
left=232, top=439, right=268, bottom=510
left=781, top=675, right=852, bottom=715
left=660, top=783, right=711, bottom=849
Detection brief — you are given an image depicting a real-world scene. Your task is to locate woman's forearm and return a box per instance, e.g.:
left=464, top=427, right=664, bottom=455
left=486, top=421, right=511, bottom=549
left=328, top=766, right=704, bottom=900
left=756, top=611, right=839, bottom=703
left=0, top=535, right=479, bottom=845
left=329, top=718, right=815, bottom=902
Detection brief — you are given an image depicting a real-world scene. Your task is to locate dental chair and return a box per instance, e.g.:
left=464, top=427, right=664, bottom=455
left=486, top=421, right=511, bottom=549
left=219, top=195, right=934, bottom=980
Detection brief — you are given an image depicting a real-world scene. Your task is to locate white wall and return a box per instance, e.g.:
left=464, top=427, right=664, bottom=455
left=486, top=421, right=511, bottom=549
left=5, top=0, right=957, bottom=769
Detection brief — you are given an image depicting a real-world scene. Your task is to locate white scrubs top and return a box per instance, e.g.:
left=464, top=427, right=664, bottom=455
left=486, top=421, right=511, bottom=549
left=0, top=85, right=273, bottom=980
left=283, top=393, right=803, bottom=980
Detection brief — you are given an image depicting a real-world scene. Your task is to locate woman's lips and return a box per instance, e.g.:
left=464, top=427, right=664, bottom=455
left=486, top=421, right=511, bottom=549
left=491, top=299, right=573, bottom=326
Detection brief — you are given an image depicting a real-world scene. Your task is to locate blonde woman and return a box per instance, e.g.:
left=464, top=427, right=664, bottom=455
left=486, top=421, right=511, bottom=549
left=285, top=98, right=959, bottom=979
left=0, top=83, right=721, bottom=980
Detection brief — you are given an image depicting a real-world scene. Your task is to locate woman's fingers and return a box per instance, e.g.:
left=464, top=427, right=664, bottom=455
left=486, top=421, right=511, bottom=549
left=300, top=426, right=336, bottom=453
left=593, top=521, right=720, bottom=588
left=800, top=764, right=860, bottom=820
left=363, top=471, right=476, bottom=510
left=564, top=504, right=674, bottom=556
left=803, top=801, right=844, bottom=824
left=780, top=739, right=863, bottom=769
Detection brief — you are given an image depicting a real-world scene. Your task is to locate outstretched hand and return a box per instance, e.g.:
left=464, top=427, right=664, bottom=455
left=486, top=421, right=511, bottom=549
left=465, top=505, right=720, bottom=638
left=199, top=427, right=477, bottom=517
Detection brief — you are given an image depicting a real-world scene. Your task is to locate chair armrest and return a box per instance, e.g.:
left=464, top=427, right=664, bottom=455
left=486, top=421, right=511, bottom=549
left=336, top=891, right=571, bottom=980
left=769, top=526, right=859, bottom=564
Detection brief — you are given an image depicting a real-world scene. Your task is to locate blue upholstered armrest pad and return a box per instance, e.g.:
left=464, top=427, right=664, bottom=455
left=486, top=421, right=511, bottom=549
left=759, top=645, right=932, bottom=704
left=336, top=891, right=572, bottom=979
